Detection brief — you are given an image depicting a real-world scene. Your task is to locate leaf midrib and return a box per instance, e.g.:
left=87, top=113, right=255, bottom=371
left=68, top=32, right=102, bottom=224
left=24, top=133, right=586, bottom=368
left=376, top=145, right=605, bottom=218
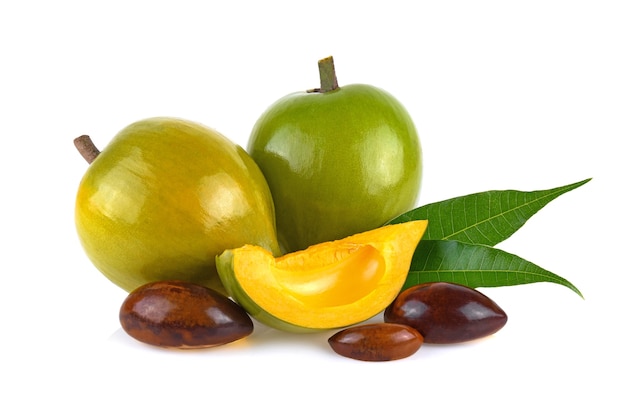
left=438, top=186, right=575, bottom=241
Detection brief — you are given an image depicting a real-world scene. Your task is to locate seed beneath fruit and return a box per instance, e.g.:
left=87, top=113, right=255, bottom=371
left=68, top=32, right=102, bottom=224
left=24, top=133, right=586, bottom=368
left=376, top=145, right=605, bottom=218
left=119, top=281, right=253, bottom=349
left=384, top=282, right=507, bottom=344
left=328, top=323, right=424, bottom=361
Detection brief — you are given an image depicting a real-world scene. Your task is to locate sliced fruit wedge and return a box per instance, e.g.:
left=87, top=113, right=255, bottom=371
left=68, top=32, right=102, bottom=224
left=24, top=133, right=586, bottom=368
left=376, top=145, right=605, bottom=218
left=216, top=220, right=428, bottom=332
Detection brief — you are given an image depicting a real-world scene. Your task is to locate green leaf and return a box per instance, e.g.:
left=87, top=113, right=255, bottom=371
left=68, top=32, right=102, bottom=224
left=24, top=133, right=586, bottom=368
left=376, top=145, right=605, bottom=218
left=406, top=240, right=583, bottom=298
left=388, top=178, right=591, bottom=246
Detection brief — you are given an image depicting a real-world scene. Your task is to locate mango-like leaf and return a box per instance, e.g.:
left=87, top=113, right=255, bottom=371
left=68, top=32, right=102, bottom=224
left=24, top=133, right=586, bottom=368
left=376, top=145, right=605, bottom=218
left=406, top=240, right=583, bottom=298
left=389, top=178, right=591, bottom=246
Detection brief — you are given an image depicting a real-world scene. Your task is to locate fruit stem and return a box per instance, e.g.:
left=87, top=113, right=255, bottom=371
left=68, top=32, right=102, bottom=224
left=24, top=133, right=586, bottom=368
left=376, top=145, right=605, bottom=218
left=318, top=56, right=339, bottom=93
left=74, top=135, right=100, bottom=164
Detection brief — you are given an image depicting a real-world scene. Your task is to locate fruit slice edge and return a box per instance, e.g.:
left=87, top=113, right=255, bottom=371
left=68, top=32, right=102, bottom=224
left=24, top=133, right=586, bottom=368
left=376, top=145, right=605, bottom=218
left=216, top=220, right=428, bottom=332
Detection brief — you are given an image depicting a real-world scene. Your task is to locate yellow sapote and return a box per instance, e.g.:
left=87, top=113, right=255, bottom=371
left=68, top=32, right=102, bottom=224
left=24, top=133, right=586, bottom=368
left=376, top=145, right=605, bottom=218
left=216, top=220, right=428, bottom=333
left=74, top=117, right=280, bottom=295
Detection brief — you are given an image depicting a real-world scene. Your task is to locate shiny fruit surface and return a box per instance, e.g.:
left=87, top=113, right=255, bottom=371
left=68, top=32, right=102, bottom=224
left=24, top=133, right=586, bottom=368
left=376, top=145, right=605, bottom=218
left=216, top=220, right=427, bottom=332
left=119, top=281, right=253, bottom=349
left=384, top=282, right=508, bottom=344
left=75, top=117, right=280, bottom=294
left=248, top=58, right=422, bottom=252
left=328, top=323, right=424, bottom=361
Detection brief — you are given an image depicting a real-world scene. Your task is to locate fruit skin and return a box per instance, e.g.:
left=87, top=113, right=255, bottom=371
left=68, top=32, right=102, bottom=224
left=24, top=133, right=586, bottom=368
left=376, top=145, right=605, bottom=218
left=216, top=220, right=428, bottom=333
left=328, top=323, right=424, bottom=362
left=248, top=82, right=422, bottom=253
left=384, top=282, right=508, bottom=344
left=119, top=281, right=253, bottom=349
left=75, top=117, right=280, bottom=294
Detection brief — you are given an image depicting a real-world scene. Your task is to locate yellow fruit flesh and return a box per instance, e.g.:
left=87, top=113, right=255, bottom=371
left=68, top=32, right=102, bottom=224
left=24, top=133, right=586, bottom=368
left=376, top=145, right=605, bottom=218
left=221, top=220, right=428, bottom=330
left=275, top=244, right=385, bottom=308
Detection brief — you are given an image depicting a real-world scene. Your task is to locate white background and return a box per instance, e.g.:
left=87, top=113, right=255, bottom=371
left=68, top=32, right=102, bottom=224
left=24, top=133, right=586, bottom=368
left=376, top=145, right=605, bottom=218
left=1, top=1, right=624, bottom=417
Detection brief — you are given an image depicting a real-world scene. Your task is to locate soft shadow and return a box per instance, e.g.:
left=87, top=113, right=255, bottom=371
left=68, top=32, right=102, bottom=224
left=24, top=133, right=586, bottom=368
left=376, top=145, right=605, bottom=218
left=107, top=326, right=257, bottom=355
left=247, top=319, right=334, bottom=352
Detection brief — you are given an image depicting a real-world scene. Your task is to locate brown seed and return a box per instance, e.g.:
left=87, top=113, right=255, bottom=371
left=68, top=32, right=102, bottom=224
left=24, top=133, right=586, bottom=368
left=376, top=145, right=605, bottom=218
left=119, top=281, right=253, bottom=349
left=384, top=282, right=507, bottom=344
left=328, top=323, right=424, bottom=361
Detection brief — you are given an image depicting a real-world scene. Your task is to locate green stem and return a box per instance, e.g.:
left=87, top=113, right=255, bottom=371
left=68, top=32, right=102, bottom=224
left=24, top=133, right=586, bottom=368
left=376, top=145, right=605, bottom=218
left=318, top=56, right=339, bottom=93
left=74, top=135, right=100, bottom=164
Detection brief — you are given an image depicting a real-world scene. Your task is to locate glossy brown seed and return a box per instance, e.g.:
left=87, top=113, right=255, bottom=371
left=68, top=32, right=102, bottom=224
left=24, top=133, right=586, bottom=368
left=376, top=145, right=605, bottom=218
left=384, top=282, right=507, bottom=344
left=119, top=281, right=253, bottom=349
left=328, top=323, right=424, bottom=361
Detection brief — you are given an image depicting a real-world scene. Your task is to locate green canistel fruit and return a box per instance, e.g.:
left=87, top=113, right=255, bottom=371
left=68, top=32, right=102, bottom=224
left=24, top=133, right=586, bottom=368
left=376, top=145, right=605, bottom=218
left=74, top=117, right=280, bottom=294
left=248, top=56, right=422, bottom=252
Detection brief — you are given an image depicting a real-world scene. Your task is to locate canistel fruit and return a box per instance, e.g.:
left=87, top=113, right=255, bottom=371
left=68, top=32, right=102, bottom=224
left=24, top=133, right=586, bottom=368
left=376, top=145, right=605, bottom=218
left=248, top=56, right=422, bottom=252
left=74, top=117, right=280, bottom=294
left=215, top=220, right=428, bottom=333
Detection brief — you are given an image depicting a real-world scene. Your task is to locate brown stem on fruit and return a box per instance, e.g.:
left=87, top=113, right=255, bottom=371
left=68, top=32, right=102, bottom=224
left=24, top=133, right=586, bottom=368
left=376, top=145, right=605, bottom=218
left=318, top=56, right=339, bottom=93
left=74, top=135, right=100, bottom=164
